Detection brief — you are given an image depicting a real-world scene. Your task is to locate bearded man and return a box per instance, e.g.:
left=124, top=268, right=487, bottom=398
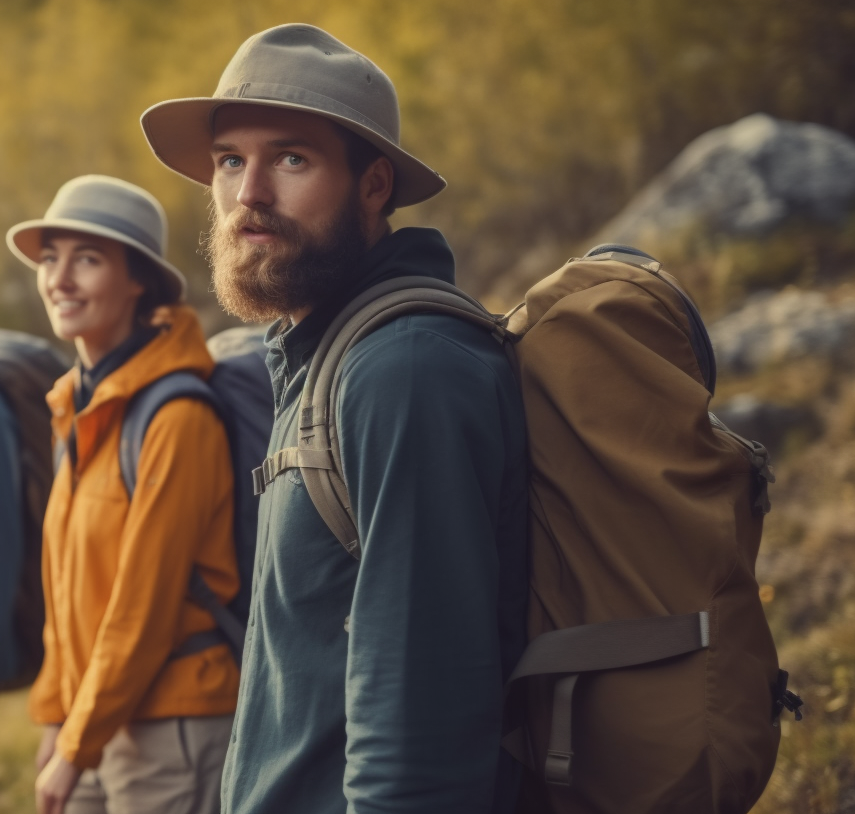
left=142, top=24, right=528, bottom=814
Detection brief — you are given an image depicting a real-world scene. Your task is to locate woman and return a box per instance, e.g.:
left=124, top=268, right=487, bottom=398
left=6, top=175, right=240, bottom=814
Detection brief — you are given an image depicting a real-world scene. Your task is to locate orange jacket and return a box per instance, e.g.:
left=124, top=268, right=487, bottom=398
left=30, top=305, right=240, bottom=769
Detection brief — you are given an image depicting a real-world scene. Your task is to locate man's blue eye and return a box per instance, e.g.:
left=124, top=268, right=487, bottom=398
left=286, top=155, right=303, bottom=166
left=225, top=156, right=242, bottom=168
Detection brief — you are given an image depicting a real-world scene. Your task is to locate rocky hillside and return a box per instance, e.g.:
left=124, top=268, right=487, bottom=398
left=706, top=286, right=855, bottom=812
left=603, top=114, right=855, bottom=246
left=596, top=115, right=855, bottom=320
left=588, top=115, right=855, bottom=813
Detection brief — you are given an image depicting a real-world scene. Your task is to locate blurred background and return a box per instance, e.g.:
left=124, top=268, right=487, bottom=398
left=2, top=0, right=855, bottom=811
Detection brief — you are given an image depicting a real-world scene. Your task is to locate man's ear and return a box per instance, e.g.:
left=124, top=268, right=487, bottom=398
left=359, top=156, right=395, bottom=217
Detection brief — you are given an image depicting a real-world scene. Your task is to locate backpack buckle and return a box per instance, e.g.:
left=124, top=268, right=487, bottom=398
left=252, top=457, right=278, bottom=496
left=252, top=465, right=267, bottom=496
left=773, top=669, right=804, bottom=723
left=545, top=749, right=573, bottom=786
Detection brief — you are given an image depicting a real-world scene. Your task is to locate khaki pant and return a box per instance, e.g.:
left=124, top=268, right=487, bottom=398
left=65, top=716, right=233, bottom=814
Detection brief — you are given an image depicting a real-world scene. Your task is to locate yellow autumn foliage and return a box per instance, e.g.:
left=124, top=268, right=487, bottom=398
left=1, top=3, right=855, bottom=812
left=0, top=0, right=853, bottom=330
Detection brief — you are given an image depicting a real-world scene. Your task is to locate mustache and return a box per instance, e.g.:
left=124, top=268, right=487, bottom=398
left=218, top=207, right=303, bottom=241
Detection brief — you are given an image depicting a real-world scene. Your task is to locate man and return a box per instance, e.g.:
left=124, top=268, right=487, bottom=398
left=142, top=24, right=528, bottom=814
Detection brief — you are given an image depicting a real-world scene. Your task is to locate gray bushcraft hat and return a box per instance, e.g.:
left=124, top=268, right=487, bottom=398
left=6, top=175, right=186, bottom=301
left=140, top=24, right=446, bottom=207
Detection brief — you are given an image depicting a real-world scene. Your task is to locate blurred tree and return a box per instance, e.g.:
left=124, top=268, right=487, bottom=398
left=2, top=4, right=855, bottom=811
left=0, top=0, right=853, bottom=329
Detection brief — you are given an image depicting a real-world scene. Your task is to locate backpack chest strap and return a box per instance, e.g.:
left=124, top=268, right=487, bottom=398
left=252, top=447, right=334, bottom=496
left=252, top=446, right=359, bottom=559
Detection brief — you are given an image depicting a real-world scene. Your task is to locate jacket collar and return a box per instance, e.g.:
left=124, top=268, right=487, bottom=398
left=47, top=306, right=215, bottom=463
left=265, top=227, right=455, bottom=402
left=74, top=326, right=160, bottom=413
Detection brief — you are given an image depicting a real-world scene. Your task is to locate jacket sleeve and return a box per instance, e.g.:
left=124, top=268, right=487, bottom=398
left=336, top=321, right=516, bottom=814
left=55, top=398, right=234, bottom=768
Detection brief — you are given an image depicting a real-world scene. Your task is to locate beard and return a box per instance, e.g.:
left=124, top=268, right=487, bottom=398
left=204, top=190, right=369, bottom=323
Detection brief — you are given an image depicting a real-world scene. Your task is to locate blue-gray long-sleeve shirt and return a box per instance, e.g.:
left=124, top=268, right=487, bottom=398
left=221, top=228, right=528, bottom=814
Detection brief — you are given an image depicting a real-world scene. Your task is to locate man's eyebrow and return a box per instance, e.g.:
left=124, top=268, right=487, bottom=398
left=211, top=142, right=238, bottom=154
left=268, top=138, right=313, bottom=150
left=210, top=138, right=314, bottom=153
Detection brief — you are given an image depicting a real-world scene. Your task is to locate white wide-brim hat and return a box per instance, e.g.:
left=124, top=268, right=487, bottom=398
left=140, top=24, right=446, bottom=208
left=6, top=175, right=186, bottom=302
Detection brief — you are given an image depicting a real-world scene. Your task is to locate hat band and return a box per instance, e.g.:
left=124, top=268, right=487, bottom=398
left=50, top=208, right=162, bottom=255
left=217, top=82, right=397, bottom=144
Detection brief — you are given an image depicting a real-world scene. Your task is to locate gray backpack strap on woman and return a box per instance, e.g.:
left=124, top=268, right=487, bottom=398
left=120, top=327, right=275, bottom=666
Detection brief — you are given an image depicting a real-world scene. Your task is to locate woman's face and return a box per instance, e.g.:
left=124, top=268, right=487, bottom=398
left=36, top=230, right=144, bottom=366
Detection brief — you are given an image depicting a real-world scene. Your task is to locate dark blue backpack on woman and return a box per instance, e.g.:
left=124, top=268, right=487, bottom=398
left=120, top=326, right=273, bottom=664
left=0, top=331, right=69, bottom=689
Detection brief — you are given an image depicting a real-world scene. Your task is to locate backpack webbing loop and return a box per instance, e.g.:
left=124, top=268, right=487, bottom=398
left=545, top=673, right=580, bottom=786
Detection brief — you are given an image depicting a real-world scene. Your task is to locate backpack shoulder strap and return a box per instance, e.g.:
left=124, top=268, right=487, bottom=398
left=120, top=371, right=219, bottom=496
left=119, top=370, right=246, bottom=664
left=253, top=275, right=512, bottom=560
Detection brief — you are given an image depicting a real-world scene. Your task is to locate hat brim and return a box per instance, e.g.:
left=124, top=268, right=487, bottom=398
left=6, top=218, right=187, bottom=302
left=140, top=97, right=447, bottom=208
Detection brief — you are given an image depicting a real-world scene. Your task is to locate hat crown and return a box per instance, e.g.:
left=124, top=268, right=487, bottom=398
left=140, top=24, right=445, bottom=206
left=46, top=175, right=168, bottom=256
left=213, top=24, right=401, bottom=145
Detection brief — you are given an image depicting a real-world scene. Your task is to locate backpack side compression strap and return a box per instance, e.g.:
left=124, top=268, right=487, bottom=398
left=120, top=372, right=246, bottom=664
left=502, top=611, right=710, bottom=786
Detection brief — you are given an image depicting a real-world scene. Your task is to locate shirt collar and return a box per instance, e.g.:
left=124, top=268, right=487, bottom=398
left=265, top=227, right=456, bottom=400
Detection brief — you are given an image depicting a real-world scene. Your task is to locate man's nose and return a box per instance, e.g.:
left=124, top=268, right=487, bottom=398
left=236, top=163, right=275, bottom=209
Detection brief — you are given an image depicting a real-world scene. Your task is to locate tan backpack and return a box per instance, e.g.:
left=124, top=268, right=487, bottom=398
left=252, top=244, right=803, bottom=814
left=501, top=245, right=802, bottom=813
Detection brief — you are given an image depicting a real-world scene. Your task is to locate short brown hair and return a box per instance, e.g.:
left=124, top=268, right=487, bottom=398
left=335, top=124, right=397, bottom=217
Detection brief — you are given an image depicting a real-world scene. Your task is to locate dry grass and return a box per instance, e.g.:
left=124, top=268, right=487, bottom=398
left=0, top=688, right=40, bottom=814
left=753, top=614, right=855, bottom=814
left=731, top=307, right=855, bottom=811
left=647, top=214, right=855, bottom=321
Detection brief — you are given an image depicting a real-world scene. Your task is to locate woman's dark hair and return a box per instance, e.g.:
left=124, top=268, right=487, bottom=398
left=125, top=246, right=179, bottom=317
